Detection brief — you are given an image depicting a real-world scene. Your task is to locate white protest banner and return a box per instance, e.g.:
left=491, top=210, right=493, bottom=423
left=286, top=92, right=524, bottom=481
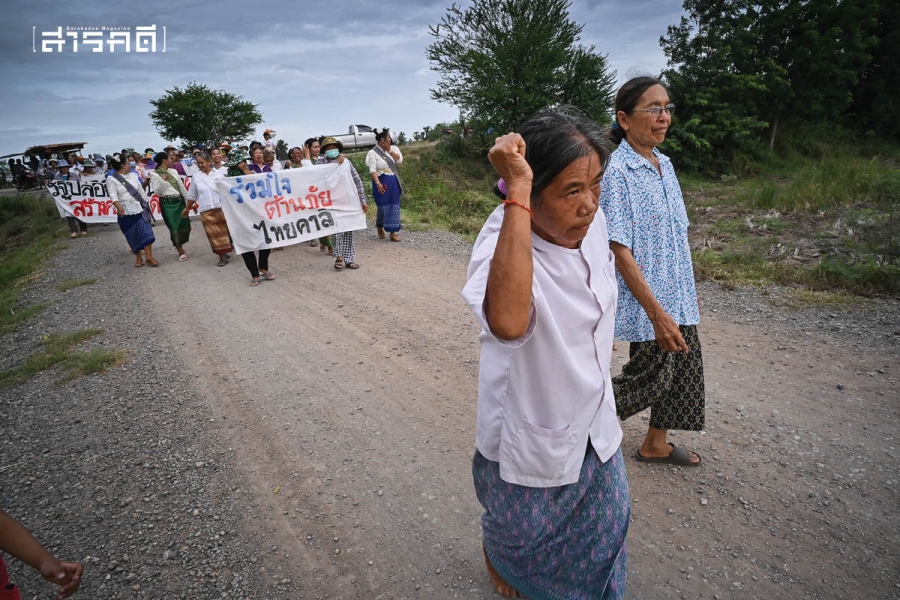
left=48, top=176, right=120, bottom=223
left=215, top=162, right=366, bottom=254
left=47, top=175, right=198, bottom=223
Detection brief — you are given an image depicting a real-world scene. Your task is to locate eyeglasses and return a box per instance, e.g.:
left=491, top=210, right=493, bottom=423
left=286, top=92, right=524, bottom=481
left=633, top=104, right=675, bottom=117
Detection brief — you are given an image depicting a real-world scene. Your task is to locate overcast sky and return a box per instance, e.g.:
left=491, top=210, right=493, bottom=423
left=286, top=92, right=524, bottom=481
left=0, top=0, right=684, bottom=157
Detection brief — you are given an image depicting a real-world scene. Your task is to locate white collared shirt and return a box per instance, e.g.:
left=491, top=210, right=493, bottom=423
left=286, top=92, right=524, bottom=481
left=365, top=145, right=403, bottom=175
left=462, top=205, right=622, bottom=487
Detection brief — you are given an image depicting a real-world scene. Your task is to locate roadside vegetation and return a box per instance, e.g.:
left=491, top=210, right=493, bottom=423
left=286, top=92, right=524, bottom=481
left=0, top=328, right=127, bottom=389
left=0, top=192, right=125, bottom=384
left=0, top=193, right=65, bottom=334
left=57, top=277, right=99, bottom=292
left=360, top=136, right=899, bottom=299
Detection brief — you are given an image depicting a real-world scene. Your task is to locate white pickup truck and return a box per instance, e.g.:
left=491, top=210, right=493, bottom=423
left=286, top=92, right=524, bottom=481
left=323, top=125, right=398, bottom=151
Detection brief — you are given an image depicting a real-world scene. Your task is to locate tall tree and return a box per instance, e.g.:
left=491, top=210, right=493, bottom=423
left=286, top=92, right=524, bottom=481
left=427, top=0, right=616, bottom=132
left=275, top=139, right=289, bottom=161
left=149, top=82, right=262, bottom=149
left=852, top=0, right=900, bottom=140
left=660, top=0, right=879, bottom=172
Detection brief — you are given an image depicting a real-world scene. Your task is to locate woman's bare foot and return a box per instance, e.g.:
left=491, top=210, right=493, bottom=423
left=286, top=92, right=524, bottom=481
left=483, top=545, right=519, bottom=598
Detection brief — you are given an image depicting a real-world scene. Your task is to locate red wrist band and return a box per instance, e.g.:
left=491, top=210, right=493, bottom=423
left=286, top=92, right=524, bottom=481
left=503, top=199, right=533, bottom=218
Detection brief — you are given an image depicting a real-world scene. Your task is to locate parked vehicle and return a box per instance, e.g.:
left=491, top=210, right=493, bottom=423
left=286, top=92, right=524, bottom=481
left=14, top=165, right=41, bottom=191
left=321, top=125, right=397, bottom=152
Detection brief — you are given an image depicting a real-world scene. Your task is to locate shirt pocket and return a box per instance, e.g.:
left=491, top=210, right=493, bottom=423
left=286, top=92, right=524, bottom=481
left=500, top=417, right=577, bottom=480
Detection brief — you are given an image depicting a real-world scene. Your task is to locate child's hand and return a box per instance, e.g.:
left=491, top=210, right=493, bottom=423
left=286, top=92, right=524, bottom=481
left=38, top=556, right=83, bottom=598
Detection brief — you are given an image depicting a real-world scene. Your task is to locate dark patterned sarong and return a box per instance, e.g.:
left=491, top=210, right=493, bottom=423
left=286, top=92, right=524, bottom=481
left=373, top=174, right=401, bottom=232
left=118, top=212, right=155, bottom=254
left=613, top=325, right=705, bottom=431
left=159, top=195, right=191, bottom=248
left=200, top=208, right=232, bottom=255
left=473, top=445, right=629, bottom=600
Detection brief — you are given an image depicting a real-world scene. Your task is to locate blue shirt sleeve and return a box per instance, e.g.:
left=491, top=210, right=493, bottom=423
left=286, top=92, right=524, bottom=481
left=600, top=165, right=633, bottom=250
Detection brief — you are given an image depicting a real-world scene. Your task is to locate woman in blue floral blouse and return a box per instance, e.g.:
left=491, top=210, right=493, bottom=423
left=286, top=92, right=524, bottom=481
left=600, top=76, right=705, bottom=467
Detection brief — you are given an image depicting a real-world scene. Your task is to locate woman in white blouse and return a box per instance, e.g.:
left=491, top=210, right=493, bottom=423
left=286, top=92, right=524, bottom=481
left=148, top=152, right=192, bottom=262
left=365, top=129, right=403, bottom=241
left=107, top=153, right=157, bottom=267
left=462, top=108, right=628, bottom=599
left=184, top=151, right=233, bottom=267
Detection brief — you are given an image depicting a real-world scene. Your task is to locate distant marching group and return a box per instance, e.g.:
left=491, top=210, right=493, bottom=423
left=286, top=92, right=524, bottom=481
left=35, top=128, right=404, bottom=285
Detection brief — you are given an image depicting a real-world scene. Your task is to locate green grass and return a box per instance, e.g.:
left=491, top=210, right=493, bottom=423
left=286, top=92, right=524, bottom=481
left=57, top=277, right=98, bottom=292
left=349, top=140, right=498, bottom=239
left=682, top=144, right=899, bottom=297
left=0, top=193, right=68, bottom=334
left=0, top=328, right=127, bottom=389
left=733, top=155, right=892, bottom=211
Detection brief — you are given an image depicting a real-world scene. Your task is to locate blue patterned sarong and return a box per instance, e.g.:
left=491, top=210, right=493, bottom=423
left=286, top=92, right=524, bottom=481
left=473, top=445, right=629, bottom=600
left=373, top=174, right=401, bottom=233
left=118, top=212, right=155, bottom=254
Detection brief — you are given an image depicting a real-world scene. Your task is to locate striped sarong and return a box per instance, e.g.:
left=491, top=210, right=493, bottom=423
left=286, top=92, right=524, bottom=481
left=200, top=208, right=233, bottom=255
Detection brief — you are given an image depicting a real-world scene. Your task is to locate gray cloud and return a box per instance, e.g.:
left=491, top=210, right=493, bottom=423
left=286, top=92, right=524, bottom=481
left=0, top=0, right=683, bottom=156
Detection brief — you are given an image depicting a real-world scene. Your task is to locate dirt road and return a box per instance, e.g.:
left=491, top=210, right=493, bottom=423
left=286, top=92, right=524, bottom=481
left=5, top=217, right=899, bottom=599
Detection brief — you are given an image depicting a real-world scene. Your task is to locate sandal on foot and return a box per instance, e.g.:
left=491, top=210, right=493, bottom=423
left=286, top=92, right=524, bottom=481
left=483, top=545, right=520, bottom=598
left=134, top=260, right=143, bottom=268
left=249, top=277, right=261, bottom=286
left=309, top=239, right=318, bottom=247
left=260, top=270, right=275, bottom=280
left=146, top=258, right=159, bottom=267
left=636, top=443, right=701, bottom=466
left=179, top=254, right=188, bottom=262
left=70, top=232, right=78, bottom=238
left=390, top=232, right=401, bottom=242
left=345, top=262, right=360, bottom=269
left=334, top=258, right=344, bottom=270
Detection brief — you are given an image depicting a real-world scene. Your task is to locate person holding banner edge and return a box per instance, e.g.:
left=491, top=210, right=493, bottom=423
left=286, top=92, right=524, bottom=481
left=225, top=149, right=275, bottom=286
left=53, top=160, right=87, bottom=239
left=149, top=152, right=192, bottom=262
left=183, top=150, right=233, bottom=267
left=107, top=153, right=157, bottom=267
left=318, top=137, right=368, bottom=270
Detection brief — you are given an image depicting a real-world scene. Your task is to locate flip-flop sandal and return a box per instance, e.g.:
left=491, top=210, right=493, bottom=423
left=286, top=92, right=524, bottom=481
left=636, top=443, right=701, bottom=466
left=309, top=240, right=318, bottom=247
left=249, top=278, right=261, bottom=286
left=146, top=258, right=159, bottom=267
left=334, top=258, right=344, bottom=270
left=70, top=233, right=78, bottom=238
left=345, top=262, right=360, bottom=269
left=261, top=270, right=275, bottom=280
left=134, top=261, right=143, bottom=268
left=179, top=254, right=188, bottom=262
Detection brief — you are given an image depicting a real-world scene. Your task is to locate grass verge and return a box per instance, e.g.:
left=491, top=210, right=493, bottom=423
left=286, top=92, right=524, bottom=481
left=0, top=192, right=68, bottom=334
left=349, top=140, right=498, bottom=239
left=683, top=146, right=899, bottom=297
left=57, top=277, right=99, bottom=292
left=0, top=328, right=127, bottom=389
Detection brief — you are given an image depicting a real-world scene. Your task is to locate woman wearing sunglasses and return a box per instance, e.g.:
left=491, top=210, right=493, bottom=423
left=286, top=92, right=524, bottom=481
left=600, top=76, right=706, bottom=468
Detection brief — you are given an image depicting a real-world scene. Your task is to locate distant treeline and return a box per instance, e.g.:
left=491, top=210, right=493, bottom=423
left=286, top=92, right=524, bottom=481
left=660, top=0, right=899, bottom=173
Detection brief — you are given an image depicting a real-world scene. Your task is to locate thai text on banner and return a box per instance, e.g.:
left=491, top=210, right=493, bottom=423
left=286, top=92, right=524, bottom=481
left=215, top=161, right=366, bottom=254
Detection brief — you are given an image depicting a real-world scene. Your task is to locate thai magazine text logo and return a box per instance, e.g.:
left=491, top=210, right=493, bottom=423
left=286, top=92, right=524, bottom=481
left=33, top=25, right=166, bottom=53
